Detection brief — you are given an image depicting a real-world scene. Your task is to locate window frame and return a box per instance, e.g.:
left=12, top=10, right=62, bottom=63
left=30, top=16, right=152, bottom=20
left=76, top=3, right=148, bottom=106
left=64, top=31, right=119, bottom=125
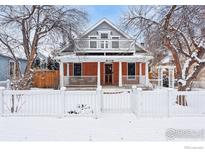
left=73, top=63, right=82, bottom=77
left=111, top=36, right=120, bottom=49
left=89, top=36, right=98, bottom=49
left=99, top=31, right=110, bottom=49
left=127, top=62, right=136, bottom=80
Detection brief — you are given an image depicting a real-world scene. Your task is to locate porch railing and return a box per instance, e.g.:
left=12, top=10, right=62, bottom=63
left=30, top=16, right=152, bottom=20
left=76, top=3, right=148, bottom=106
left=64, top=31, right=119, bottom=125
left=74, top=39, right=135, bottom=51
left=122, top=75, right=146, bottom=85
left=64, top=76, right=97, bottom=87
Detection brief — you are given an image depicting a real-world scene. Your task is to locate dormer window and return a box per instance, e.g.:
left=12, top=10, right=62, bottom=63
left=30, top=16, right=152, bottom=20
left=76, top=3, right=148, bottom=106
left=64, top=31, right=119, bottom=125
left=101, top=33, right=108, bottom=39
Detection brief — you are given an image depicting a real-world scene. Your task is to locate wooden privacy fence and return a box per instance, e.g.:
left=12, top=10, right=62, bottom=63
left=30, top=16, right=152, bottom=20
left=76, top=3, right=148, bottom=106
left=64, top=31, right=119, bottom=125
left=32, top=70, right=59, bottom=89
left=0, top=87, right=205, bottom=118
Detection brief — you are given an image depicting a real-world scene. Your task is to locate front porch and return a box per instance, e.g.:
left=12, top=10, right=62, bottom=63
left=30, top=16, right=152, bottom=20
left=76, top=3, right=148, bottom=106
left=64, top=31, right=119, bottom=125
left=58, top=55, right=151, bottom=89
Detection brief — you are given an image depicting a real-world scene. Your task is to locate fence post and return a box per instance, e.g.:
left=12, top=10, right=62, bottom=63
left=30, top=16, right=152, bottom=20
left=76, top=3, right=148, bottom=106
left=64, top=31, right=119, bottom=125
left=0, top=87, right=5, bottom=116
left=131, top=85, right=137, bottom=114
left=95, top=86, right=102, bottom=119
left=60, top=87, right=66, bottom=118
left=136, top=88, right=142, bottom=118
left=167, top=88, right=175, bottom=117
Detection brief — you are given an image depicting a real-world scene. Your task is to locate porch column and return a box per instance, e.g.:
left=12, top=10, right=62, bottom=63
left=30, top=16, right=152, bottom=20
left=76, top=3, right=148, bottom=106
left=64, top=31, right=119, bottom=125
left=119, top=62, right=122, bottom=87
left=60, top=62, right=64, bottom=88
left=97, top=62, right=101, bottom=88
left=158, top=66, right=161, bottom=88
left=139, top=63, right=142, bottom=84
left=67, top=63, right=69, bottom=86
left=145, top=62, right=149, bottom=86
left=168, top=68, right=171, bottom=88
left=171, top=68, right=175, bottom=88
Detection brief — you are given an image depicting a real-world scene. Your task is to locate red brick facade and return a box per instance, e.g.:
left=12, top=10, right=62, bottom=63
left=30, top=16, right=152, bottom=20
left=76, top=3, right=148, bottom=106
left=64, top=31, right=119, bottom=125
left=63, top=62, right=146, bottom=86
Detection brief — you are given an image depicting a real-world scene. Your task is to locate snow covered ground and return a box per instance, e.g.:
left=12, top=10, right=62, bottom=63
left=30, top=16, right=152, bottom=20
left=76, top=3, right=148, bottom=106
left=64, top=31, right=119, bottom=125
left=0, top=113, right=205, bottom=141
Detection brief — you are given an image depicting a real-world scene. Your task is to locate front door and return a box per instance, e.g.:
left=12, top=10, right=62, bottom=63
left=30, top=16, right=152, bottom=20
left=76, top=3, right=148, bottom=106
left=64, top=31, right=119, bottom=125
left=105, top=63, right=113, bottom=85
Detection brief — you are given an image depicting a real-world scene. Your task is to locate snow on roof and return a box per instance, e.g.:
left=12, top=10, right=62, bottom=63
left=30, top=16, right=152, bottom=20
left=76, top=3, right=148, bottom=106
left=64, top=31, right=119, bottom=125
left=37, top=49, right=50, bottom=58
left=0, top=49, right=27, bottom=60
left=56, top=53, right=153, bottom=63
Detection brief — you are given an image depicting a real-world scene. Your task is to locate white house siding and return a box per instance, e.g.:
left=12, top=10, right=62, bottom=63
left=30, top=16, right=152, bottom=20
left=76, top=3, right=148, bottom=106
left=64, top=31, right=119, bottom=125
left=82, top=21, right=127, bottom=39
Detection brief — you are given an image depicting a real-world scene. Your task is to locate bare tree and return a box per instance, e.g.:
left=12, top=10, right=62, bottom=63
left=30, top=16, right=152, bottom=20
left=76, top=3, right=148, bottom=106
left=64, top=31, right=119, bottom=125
left=122, top=5, right=205, bottom=94
left=0, top=5, right=88, bottom=89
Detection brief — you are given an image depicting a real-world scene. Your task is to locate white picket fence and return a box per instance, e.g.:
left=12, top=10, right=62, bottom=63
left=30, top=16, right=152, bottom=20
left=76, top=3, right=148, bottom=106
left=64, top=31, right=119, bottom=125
left=0, top=87, right=205, bottom=118
left=0, top=89, right=101, bottom=117
left=102, top=91, right=131, bottom=113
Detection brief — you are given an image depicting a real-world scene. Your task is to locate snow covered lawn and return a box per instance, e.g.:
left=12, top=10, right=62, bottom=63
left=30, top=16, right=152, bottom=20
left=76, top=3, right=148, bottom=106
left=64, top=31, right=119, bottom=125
left=0, top=113, right=205, bottom=141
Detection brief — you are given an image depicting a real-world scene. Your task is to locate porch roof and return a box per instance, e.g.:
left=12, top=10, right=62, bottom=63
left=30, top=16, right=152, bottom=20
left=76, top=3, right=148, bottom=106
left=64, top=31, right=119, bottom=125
left=56, top=54, right=153, bottom=63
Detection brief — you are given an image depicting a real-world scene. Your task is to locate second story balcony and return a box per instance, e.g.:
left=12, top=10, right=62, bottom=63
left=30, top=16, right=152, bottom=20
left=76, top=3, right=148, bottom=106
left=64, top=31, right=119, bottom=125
left=74, top=38, right=136, bottom=52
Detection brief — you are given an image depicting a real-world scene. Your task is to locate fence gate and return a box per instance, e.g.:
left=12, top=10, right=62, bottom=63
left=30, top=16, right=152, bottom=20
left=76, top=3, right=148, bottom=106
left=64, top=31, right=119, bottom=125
left=101, top=90, right=131, bottom=113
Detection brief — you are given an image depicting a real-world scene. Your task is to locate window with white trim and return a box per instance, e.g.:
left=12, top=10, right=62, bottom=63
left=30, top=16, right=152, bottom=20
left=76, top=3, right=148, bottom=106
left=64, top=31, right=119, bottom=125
left=100, top=32, right=109, bottom=48
left=89, top=37, right=97, bottom=48
left=73, top=63, right=82, bottom=76
left=112, top=36, right=119, bottom=48
left=100, top=33, right=108, bottom=39
left=128, top=63, right=135, bottom=79
left=100, top=40, right=109, bottom=48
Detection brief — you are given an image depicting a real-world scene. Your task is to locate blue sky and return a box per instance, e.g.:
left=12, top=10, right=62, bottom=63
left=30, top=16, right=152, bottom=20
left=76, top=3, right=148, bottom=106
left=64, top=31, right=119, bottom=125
left=84, top=5, right=129, bottom=26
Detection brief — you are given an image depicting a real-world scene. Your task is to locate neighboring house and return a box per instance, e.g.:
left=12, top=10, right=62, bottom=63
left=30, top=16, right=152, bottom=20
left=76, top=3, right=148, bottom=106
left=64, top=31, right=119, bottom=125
left=33, top=51, right=48, bottom=69
left=0, top=53, right=27, bottom=81
left=56, top=18, right=153, bottom=88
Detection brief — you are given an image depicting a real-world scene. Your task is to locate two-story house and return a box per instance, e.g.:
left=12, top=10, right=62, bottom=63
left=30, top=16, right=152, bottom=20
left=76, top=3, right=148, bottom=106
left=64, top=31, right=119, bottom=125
left=56, top=18, right=153, bottom=89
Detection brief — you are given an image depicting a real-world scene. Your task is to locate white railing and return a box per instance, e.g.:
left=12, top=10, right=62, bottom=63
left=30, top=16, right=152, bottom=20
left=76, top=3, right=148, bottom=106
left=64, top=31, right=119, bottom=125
left=1, top=88, right=205, bottom=118
left=131, top=89, right=205, bottom=117
left=122, top=75, right=146, bottom=85
left=0, top=89, right=100, bottom=117
left=102, top=90, right=131, bottom=112
left=1, top=90, right=62, bottom=116
left=64, top=91, right=99, bottom=116
left=64, top=76, right=97, bottom=87
left=170, top=91, right=205, bottom=116
left=140, top=90, right=169, bottom=117
left=74, top=39, right=135, bottom=51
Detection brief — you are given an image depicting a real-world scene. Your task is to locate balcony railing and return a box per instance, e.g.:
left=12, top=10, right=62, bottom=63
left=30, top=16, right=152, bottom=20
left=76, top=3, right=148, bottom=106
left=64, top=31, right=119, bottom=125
left=74, top=39, right=135, bottom=51
left=64, top=76, right=97, bottom=87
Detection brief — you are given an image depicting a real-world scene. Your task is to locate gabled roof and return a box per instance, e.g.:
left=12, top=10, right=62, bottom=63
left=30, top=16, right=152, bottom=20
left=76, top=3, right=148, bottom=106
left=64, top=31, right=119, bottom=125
left=0, top=52, right=27, bottom=61
left=80, top=18, right=132, bottom=39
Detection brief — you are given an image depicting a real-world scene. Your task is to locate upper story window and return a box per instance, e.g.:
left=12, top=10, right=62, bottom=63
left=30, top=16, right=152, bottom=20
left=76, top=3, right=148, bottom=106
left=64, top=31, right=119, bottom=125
left=73, top=63, right=82, bottom=76
left=89, top=37, right=97, bottom=48
left=112, top=36, right=120, bottom=48
left=100, top=40, right=109, bottom=48
left=100, top=32, right=109, bottom=48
